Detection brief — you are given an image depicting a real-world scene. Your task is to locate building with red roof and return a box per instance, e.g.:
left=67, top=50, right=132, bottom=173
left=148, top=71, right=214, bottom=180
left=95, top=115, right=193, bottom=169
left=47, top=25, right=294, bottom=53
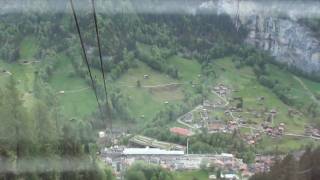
left=170, top=127, right=192, bottom=136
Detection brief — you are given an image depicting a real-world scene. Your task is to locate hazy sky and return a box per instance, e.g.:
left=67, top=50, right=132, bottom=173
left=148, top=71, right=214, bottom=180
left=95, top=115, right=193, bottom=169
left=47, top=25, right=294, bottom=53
left=1, top=0, right=319, bottom=18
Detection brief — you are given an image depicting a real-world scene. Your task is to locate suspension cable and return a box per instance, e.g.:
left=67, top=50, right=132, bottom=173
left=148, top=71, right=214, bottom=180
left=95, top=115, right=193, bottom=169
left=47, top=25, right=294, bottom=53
left=69, top=0, right=103, bottom=116
left=90, top=0, right=112, bottom=131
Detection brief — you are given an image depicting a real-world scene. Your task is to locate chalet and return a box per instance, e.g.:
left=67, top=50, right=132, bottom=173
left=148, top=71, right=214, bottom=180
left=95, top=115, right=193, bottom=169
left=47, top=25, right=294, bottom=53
left=270, top=109, right=277, bottom=114
left=278, top=126, right=284, bottom=133
left=248, top=140, right=255, bottom=145
left=143, top=74, right=149, bottom=79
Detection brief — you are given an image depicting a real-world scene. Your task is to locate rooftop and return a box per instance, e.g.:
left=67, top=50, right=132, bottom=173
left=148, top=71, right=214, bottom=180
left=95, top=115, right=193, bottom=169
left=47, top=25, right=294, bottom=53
left=123, top=147, right=185, bottom=155
left=170, top=127, right=192, bottom=136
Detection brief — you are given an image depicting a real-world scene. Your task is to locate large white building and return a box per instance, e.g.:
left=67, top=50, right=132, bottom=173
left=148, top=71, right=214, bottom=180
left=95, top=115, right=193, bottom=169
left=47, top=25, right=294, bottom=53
left=122, top=147, right=185, bottom=156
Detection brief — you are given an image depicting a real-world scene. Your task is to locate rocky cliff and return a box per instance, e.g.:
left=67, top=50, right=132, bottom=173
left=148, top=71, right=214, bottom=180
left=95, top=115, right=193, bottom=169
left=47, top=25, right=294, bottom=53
left=246, top=15, right=320, bottom=74
left=201, top=0, right=320, bottom=74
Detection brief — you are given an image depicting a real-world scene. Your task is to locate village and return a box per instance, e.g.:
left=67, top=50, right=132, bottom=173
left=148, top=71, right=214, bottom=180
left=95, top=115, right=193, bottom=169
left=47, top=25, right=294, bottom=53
left=99, top=134, right=279, bottom=180
left=171, top=83, right=320, bottom=145
left=97, top=82, right=320, bottom=179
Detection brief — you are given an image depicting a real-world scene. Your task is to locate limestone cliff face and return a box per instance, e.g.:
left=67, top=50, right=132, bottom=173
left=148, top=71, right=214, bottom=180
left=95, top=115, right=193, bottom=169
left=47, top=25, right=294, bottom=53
left=200, top=0, right=320, bottom=74
left=245, top=15, right=320, bottom=74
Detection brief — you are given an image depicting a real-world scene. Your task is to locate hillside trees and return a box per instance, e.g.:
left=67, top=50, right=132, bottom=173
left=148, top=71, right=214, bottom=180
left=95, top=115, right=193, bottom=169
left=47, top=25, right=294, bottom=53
left=109, top=87, right=132, bottom=122
left=0, top=77, right=36, bottom=179
left=124, top=162, right=174, bottom=180
left=250, top=147, right=320, bottom=180
left=189, top=133, right=255, bottom=163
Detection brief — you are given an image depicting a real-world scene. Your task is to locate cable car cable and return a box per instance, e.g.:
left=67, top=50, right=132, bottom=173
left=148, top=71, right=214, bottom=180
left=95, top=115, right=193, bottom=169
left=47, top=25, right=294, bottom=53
left=69, top=0, right=103, bottom=116
left=90, top=0, right=113, bottom=131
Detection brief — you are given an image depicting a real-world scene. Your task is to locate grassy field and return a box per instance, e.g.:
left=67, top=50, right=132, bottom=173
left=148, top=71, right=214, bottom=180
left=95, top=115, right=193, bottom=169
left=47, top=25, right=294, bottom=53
left=117, top=61, right=179, bottom=86
left=0, top=36, right=39, bottom=89
left=267, top=65, right=314, bottom=106
left=0, top=36, right=41, bottom=110
left=114, top=54, right=201, bottom=125
left=0, top=59, right=38, bottom=110
left=1, top=36, right=98, bottom=119
left=115, top=61, right=183, bottom=123
left=169, top=56, right=201, bottom=82
left=173, top=170, right=209, bottom=180
left=49, top=55, right=97, bottom=119
left=1, top=41, right=203, bottom=123
left=0, top=61, right=35, bottom=90
left=299, top=77, right=320, bottom=101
